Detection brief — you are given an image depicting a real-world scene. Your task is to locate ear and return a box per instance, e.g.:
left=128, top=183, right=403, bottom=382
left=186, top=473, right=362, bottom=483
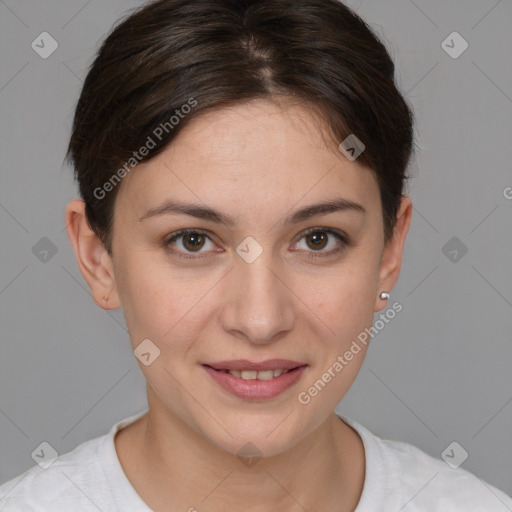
left=65, top=199, right=121, bottom=310
left=374, top=195, right=413, bottom=312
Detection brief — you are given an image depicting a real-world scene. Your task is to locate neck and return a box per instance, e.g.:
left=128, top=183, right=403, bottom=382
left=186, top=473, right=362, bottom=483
left=115, top=395, right=365, bottom=511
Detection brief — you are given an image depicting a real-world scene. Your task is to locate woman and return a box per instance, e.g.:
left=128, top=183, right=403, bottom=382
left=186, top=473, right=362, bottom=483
left=1, top=0, right=511, bottom=510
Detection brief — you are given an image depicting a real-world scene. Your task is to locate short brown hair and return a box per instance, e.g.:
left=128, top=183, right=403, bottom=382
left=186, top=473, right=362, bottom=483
left=67, top=0, right=416, bottom=254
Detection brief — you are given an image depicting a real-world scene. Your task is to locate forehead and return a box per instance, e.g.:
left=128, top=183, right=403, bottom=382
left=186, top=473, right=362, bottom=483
left=115, top=99, right=380, bottom=224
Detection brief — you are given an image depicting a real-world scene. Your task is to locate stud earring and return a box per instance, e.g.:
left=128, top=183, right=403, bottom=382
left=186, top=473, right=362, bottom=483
left=379, top=291, right=390, bottom=300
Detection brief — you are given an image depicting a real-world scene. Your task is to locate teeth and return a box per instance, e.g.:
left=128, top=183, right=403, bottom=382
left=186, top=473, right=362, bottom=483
left=254, top=370, right=274, bottom=381
left=226, top=369, right=290, bottom=380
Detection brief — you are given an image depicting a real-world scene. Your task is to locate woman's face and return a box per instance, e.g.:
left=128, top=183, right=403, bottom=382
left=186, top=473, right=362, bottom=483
left=107, top=98, right=408, bottom=456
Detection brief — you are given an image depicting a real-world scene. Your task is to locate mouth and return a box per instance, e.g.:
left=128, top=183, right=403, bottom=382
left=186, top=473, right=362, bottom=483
left=203, top=359, right=306, bottom=372
left=201, top=360, right=308, bottom=400
left=208, top=367, right=296, bottom=380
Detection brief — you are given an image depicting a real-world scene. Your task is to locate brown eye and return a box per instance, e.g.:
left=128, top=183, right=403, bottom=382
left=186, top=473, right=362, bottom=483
left=165, top=229, right=216, bottom=259
left=293, top=228, right=348, bottom=258
left=182, top=232, right=206, bottom=252
left=305, top=230, right=329, bottom=251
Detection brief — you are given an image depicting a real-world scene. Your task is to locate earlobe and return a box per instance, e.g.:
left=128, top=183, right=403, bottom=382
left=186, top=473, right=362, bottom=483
left=374, top=195, right=413, bottom=312
left=65, top=199, right=121, bottom=310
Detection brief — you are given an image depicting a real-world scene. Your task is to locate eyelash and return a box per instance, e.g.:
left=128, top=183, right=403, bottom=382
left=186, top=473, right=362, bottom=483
left=163, top=227, right=350, bottom=261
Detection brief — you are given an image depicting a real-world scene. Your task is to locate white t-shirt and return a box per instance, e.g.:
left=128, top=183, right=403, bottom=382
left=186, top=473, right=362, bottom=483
left=1, top=409, right=511, bottom=511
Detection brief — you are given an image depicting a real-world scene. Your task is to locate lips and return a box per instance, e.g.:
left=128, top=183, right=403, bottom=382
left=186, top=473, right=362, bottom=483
left=202, top=359, right=308, bottom=400
left=203, top=359, right=306, bottom=372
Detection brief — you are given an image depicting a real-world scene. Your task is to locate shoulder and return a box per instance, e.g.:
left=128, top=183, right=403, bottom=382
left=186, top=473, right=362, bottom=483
left=380, top=436, right=512, bottom=510
left=0, top=410, right=149, bottom=512
left=339, top=415, right=512, bottom=511
left=0, top=434, right=108, bottom=512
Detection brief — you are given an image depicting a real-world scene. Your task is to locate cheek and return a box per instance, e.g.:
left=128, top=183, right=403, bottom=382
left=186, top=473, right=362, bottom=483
left=299, top=282, right=374, bottom=409
left=115, top=253, right=215, bottom=362
left=309, top=262, right=379, bottom=338
left=113, top=251, right=177, bottom=344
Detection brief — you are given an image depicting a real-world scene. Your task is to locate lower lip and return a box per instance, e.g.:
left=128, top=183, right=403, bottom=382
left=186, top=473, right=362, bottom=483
left=202, top=365, right=308, bottom=400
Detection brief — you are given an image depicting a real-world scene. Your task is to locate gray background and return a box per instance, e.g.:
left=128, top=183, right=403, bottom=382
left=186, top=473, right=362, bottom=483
left=1, top=0, right=511, bottom=499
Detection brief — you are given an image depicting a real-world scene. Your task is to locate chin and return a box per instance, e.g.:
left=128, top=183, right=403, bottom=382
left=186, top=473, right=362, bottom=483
left=196, top=411, right=306, bottom=459
left=214, top=431, right=298, bottom=460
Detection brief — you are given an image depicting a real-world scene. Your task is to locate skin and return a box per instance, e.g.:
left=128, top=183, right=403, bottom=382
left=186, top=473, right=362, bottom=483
left=66, top=98, right=412, bottom=512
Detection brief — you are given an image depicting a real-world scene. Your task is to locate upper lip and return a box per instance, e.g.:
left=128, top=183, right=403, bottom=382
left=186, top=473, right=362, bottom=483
left=203, top=359, right=307, bottom=371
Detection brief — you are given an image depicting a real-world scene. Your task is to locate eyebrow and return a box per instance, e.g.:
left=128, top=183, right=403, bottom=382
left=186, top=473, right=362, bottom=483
left=138, top=197, right=366, bottom=226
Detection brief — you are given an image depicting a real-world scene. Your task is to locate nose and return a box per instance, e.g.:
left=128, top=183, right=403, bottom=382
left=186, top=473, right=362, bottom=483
left=219, top=251, right=295, bottom=345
